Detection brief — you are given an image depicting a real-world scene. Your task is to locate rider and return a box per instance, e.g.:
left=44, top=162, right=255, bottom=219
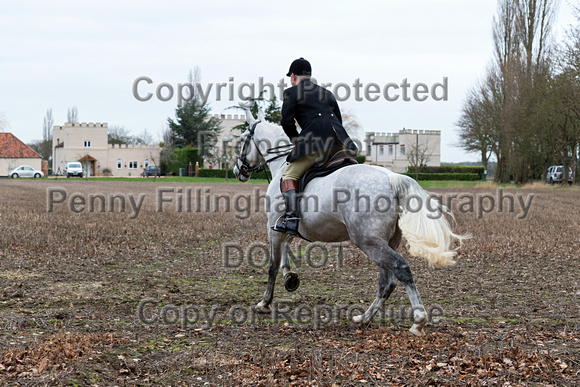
left=272, top=57, right=358, bottom=235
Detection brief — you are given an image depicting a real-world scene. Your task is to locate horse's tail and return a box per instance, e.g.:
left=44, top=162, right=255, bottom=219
left=387, top=172, right=469, bottom=268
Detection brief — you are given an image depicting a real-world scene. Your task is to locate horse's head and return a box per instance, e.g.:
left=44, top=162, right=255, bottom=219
left=233, top=106, right=265, bottom=182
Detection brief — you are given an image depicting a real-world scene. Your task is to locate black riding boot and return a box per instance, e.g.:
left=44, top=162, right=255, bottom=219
left=272, top=180, right=300, bottom=235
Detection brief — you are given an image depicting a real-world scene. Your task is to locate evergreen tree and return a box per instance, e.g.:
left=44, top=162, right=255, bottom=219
left=229, top=92, right=282, bottom=133
left=167, top=99, right=222, bottom=148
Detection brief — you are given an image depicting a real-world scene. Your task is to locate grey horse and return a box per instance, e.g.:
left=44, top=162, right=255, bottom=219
left=233, top=108, right=466, bottom=336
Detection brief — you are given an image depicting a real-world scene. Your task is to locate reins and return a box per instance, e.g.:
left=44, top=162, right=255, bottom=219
left=237, top=120, right=292, bottom=184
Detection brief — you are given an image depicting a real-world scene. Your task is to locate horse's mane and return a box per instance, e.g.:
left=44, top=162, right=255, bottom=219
left=259, top=120, right=284, bottom=133
left=258, top=120, right=291, bottom=145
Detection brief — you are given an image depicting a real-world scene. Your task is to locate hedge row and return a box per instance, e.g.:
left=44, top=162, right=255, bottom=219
left=166, top=146, right=204, bottom=176
left=197, top=169, right=478, bottom=181
left=197, top=168, right=272, bottom=180
left=403, top=173, right=481, bottom=181
left=197, top=166, right=480, bottom=181
left=407, top=165, right=485, bottom=174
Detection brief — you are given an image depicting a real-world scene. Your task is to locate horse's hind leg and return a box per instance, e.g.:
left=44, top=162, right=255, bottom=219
left=388, top=222, right=402, bottom=250
left=354, top=237, right=427, bottom=336
left=393, top=253, right=428, bottom=336
left=352, top=268, right=396, bottom=324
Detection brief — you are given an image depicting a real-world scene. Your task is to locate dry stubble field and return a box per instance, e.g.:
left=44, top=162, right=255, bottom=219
left=0, top=179, right=578, bottom=386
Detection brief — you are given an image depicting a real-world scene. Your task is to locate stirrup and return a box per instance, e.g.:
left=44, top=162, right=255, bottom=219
left=271, top=216, right=300, bottom=235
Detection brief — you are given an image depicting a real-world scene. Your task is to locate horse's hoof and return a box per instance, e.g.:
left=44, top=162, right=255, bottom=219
left=410, top=324, right=426, bottom=336
left=255, top=301, right=271, bottom=314
left=284, top=272, right=300, bottom=292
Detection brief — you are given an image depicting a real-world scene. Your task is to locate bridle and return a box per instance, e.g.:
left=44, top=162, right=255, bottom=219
left=236, top=120, right=292, bottom=183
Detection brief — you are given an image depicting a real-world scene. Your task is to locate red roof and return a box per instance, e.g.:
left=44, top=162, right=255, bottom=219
left=0, top=133, right=42, bottom=158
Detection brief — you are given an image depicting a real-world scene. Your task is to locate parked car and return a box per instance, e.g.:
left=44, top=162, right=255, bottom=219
left=10, top=165, right=44, bottom=178
left=66, top=162, right=83, bottom=178
left=546, top=165, right=573, bottom=185
left=142, top=165, right=161, bottom=177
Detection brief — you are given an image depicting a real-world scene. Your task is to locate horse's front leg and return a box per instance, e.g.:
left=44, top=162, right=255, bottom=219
left=256, top=231, right=286, bottom=313
left=280, top=239, right=300, bottom=292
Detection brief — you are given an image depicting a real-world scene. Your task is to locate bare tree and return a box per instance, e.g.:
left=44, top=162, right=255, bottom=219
left=67, top=106, right=79, bottom=123
left=458, top=0, right=559, bottom=182
left=109, top=126, right=157, bottom=147
left=0, top=112, right=9, bottom=132
left=406, top=138, right=434, bottom=170
left=27, top=109, right=54, bottom=161
left=560, top=3, right=580, bottom=78
left=108, top=125, right=133, bottom=145
left=186, top=66, right=201, bottom=104
left=341, top=110, right=364, bottom=151
left=160, top=125, right=174, bottom=149
left=40, top=109, right=53, bottom=161
left=552, top=5, right=580, bottom=183
left=43, top=109, right=53, bottom=141
left=492, top=0, right=523, bottom=181
left=545, top=71, right=580, bottom=182
left=202, top=140, right=221, bottom=169
left=159, top=147, right=178, bottom=175
left=456, top=91, right=492, bottom=170
left=516, top=0, right=558, bottom=76
left=27, top=140, right=43, bottom=157
left=167, top=67, right=221, bottom=149
left=456, top=69, right=502, bottom=170
left=134, top=128, right=154, bottom=146
left=144, top=151, right=163, bottom=181
left=157, top=125, right=178, bottom=175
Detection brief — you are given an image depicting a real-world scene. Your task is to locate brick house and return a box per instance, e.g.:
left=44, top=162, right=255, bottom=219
left=0, top=132, right=42, bottom=176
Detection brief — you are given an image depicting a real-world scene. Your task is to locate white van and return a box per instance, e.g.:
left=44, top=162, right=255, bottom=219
left=66, top=162, right=83, bottom=178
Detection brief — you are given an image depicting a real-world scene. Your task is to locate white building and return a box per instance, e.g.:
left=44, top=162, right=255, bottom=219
left=52, top=122, right=161, bottom=177
left=364, top=129, right=441, bottom=173
left=209, top=114, right=246, bottom=168
left=209, top=115, right=441, bottom=175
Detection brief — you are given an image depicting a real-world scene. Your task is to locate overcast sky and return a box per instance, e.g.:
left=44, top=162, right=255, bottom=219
left=1, top=0, right=577, bottom=163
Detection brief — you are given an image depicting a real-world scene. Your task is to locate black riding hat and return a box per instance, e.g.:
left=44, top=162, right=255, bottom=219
left=286, top=57, right=311, bottom=77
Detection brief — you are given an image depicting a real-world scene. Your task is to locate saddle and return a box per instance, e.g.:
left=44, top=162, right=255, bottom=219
left=297, top=149, right=359, bottom=193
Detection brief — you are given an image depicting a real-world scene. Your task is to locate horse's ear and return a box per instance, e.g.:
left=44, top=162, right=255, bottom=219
left=257, top=108, right=265, bottom=122
left=239, top=101, right=256, bottom=125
